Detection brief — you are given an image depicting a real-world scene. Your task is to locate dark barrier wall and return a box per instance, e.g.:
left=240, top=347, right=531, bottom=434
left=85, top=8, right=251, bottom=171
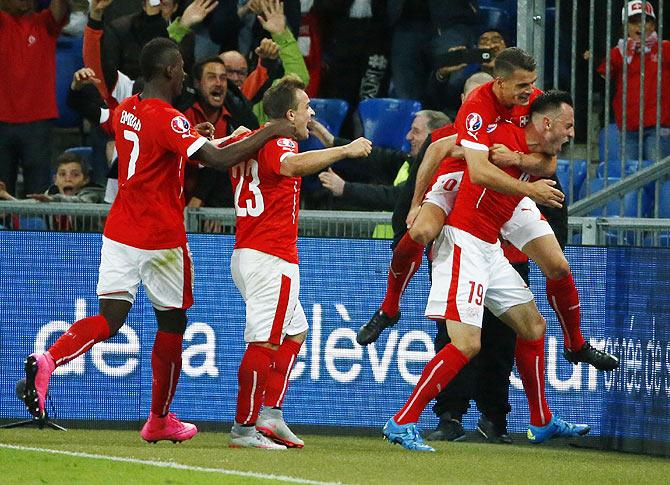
left=1, top=233, right=669, bottom=454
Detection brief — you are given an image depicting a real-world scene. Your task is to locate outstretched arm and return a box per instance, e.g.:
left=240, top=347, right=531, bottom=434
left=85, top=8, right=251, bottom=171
left=280, top=138, right=372, bottom=177
left=411, top=135, right=460, bottom=208
left=194, top=120, right=297, bottom=171
left=490, top=144, right=557, bottom=177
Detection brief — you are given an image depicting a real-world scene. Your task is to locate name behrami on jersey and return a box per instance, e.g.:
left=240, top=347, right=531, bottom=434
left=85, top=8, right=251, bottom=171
left=229, top=133, right=301, bottom=263
left=105, top=94, right=206, bottom=250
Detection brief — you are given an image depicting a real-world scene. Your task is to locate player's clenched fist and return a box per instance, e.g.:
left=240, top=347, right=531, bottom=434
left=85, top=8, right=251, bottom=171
left=343, top=137, right=372, bottom=158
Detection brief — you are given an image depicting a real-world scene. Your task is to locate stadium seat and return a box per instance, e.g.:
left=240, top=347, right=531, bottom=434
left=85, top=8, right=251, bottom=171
left=299, top=99, right=349, bottom=153
left=358, top=98, right=421, bottom=152
left=596, top=159, right=652, bottom=178
left=64, top=146, right=93, bottom=165
left=18, top=216, right=47, bottom=231
left=55, top=35, right=84, bottom=128
left=556, top=159, right=587, bottom=202
left=583, top=177, right=641, bottom=217
left=598, top=124, right=621, bottom=162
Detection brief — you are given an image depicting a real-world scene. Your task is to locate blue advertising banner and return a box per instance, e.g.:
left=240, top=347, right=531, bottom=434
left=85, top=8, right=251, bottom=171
left=1, top=232, right=669, bottom=452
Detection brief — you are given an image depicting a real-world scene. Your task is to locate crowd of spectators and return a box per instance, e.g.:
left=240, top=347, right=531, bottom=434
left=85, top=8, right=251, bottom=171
left=0, top=0, right=668, bottom=221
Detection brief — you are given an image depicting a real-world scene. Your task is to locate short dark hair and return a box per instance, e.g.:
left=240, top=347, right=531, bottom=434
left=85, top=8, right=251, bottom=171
left=530, top=90, right=574, bottom=117
left=263, top=74, right=306, bottom=120
left=55, top=152, right=88, bottom=177
left=494, top=47, right=536, bottom=78
left=140, top=38, right=181, bottom=81
left=192, top=57, right=226, bottom=82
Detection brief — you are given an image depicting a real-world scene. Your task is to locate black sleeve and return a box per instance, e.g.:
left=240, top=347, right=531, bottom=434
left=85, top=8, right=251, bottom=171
left=341, top=181, right=402, bottom=211
left=538, top=174, right=568, bottom=249
left=67, top=85, right=107, bottom=126
left=332, top=136, right=408, bottom=184
left=100, top=22, right=123, bottom=90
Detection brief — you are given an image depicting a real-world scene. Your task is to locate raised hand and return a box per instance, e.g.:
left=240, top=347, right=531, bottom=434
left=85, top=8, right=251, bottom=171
left=343, top=137, right=372, bottom=158
left=181, top=0, right=219, bottom=28
left=255, top=38, right=280, bottom=60
left=257, top=0, right=286, bottom=35
left=194, top=122, right=216, bottom=139
left=90, top=0, right=114, bottom=21
left=70, top=68, right=101, bottom=91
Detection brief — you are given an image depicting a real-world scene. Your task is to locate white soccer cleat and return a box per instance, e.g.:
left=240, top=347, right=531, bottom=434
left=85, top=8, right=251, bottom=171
left=229, top=424, right=287, bottom=449
left=256, top=408, right=304, bottom=448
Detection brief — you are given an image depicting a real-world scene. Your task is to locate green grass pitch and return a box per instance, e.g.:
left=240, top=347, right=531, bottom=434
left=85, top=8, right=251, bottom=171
left=1, top=428, right=669, bottom=484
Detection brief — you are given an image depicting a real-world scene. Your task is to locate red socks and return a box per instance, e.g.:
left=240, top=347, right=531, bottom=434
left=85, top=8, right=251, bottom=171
left=546, top=273, right=586, bottom=351
left=265, top=338, right=302, bottom=408
left=380, top=232, right=424, bottom=317
left=48, top=315, right=111, bottom=366
left=515, top=336, right=552, bottom=427
left=235, top=344, right=276, bottom=425
left=150, top=331, right=184, bottom=416
left=394, top=344, right=469, bottom=425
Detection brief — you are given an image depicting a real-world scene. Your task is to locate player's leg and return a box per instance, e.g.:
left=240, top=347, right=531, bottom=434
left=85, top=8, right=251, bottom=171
left=384, top=227, right=485, bottom=452
left=22, top=236, right=136, bottom=419
left=502, top=198, right=618, bottom=370
left=486, top=254, right=589, bottom=444
left=426, top=319, right=473, bottom=442
left=139, top=242, right=197, bottom=443
left=358, top=171, right=462, bottom=346
left=229, top=249, right=291, bottom=449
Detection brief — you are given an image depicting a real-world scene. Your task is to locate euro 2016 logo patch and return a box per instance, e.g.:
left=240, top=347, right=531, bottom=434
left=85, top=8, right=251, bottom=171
left=465, top=112, right=483, bottom=132
left=171, top=116, right=191, bottom=134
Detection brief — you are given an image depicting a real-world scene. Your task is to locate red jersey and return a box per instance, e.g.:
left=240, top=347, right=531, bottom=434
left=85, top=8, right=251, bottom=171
left=456, top=81, right=541, bottom=152
left=431, top=123, right=457, bottom=142
left=0, top=10, right=67, bottom=123
left=104, top=94, right=207, bottom=249
left=447, top=123, right=530, bottom=243
left=229, top=132, right=301, bottom=264
left=598, top=41, right=670, bottom=130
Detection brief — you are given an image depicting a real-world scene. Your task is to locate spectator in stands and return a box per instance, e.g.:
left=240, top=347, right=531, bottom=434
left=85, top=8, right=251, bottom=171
left=0, top=152, right=104, bottom=203
left=426, top=28, right=507, bottom=118
left=315, top=0, right=388, bottom=136
left=237, top=0, right=300, bottom=56
left=0, top=0, right=69, bottom=198
left=316, top=110, right=450, bottom=211
left=388, top=0, right=478, bottom=103
left=594, top=1, right=670, bottom=161
left=221, top=0, right=309, bottom=123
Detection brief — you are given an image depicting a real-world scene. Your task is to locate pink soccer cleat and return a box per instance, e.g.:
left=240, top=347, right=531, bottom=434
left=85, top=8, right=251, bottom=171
left=140, top=412, right=198, bottom=443
left=23, top=353, right=55, bottom=419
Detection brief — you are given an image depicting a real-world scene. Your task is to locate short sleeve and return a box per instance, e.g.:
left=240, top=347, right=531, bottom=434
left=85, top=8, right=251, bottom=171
left=263, top=138, right=299, bottom=175
left=156, top=109, right=207, bottom=159
left=456, top=98, right=494, bottom=152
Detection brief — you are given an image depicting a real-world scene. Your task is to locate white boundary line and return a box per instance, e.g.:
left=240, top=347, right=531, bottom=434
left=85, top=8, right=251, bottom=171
left=0, top=443, right=342, bottom=485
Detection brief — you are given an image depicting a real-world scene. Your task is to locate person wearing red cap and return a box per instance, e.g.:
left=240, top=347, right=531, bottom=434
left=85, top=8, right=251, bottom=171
left=597, top=0, right=670, bottom=161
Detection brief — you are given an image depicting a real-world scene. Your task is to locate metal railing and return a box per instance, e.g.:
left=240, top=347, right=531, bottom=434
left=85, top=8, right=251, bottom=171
left=4, top=202, right=670, bottom=247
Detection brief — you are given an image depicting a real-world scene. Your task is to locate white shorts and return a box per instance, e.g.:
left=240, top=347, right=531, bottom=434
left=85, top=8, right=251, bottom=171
left=422, top=170, right=464, bottom=215
left=425, top=226, right=534, bottom=327
left=96, top=236, right=194, bottom=310
left=231, top=248, right=309, bottom=344
left=501, top=197, right=555, bottom=250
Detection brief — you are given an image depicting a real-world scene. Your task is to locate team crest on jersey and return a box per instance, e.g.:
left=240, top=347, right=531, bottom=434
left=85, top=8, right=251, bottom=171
left=171, top=116, right=191, bottom=134
left=277, top=138, right=297, bottom=150
left=518, top=115, right=530, bottom=127
left=486, top=123, right=498, bottom=133
left=465, top=113, right=483, bottom=132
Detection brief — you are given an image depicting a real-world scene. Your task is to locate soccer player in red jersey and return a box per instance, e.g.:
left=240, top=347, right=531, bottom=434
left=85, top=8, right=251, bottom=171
left=359, top=48, right=619, bottom=372
left=226, top=75, right=372, bottom=449
left=20, top=38, right=297, bottom=443
left=383, top=91, right=591, bottom=451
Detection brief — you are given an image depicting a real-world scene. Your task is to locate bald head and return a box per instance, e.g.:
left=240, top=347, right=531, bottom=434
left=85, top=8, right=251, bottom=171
left=219, top=51, right=249, bottom=88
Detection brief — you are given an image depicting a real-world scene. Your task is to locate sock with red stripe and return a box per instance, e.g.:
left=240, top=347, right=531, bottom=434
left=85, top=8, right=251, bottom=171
left=150, top=331, right=184, bottom=416
left=48, top=315, right=111, bottom=367
left=380, top=232, right=424, bottom=317
left=515, top=336, right=552, bottom=427
left=235, top=344, right=276, bottom=425
left=394, top=343, right=469, bottom=425
left=546, top=273, right=586, bottom=351
left=265, top=338, right=302, bottom=408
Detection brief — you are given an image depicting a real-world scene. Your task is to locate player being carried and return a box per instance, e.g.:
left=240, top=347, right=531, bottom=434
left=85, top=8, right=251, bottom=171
left=384, top=90, right=591, bottom=452
left=20, top=38, right=298, bottom=443
left=226, top=75, right=372, bottom=449
left=357, top=47, right=618, bottom=372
